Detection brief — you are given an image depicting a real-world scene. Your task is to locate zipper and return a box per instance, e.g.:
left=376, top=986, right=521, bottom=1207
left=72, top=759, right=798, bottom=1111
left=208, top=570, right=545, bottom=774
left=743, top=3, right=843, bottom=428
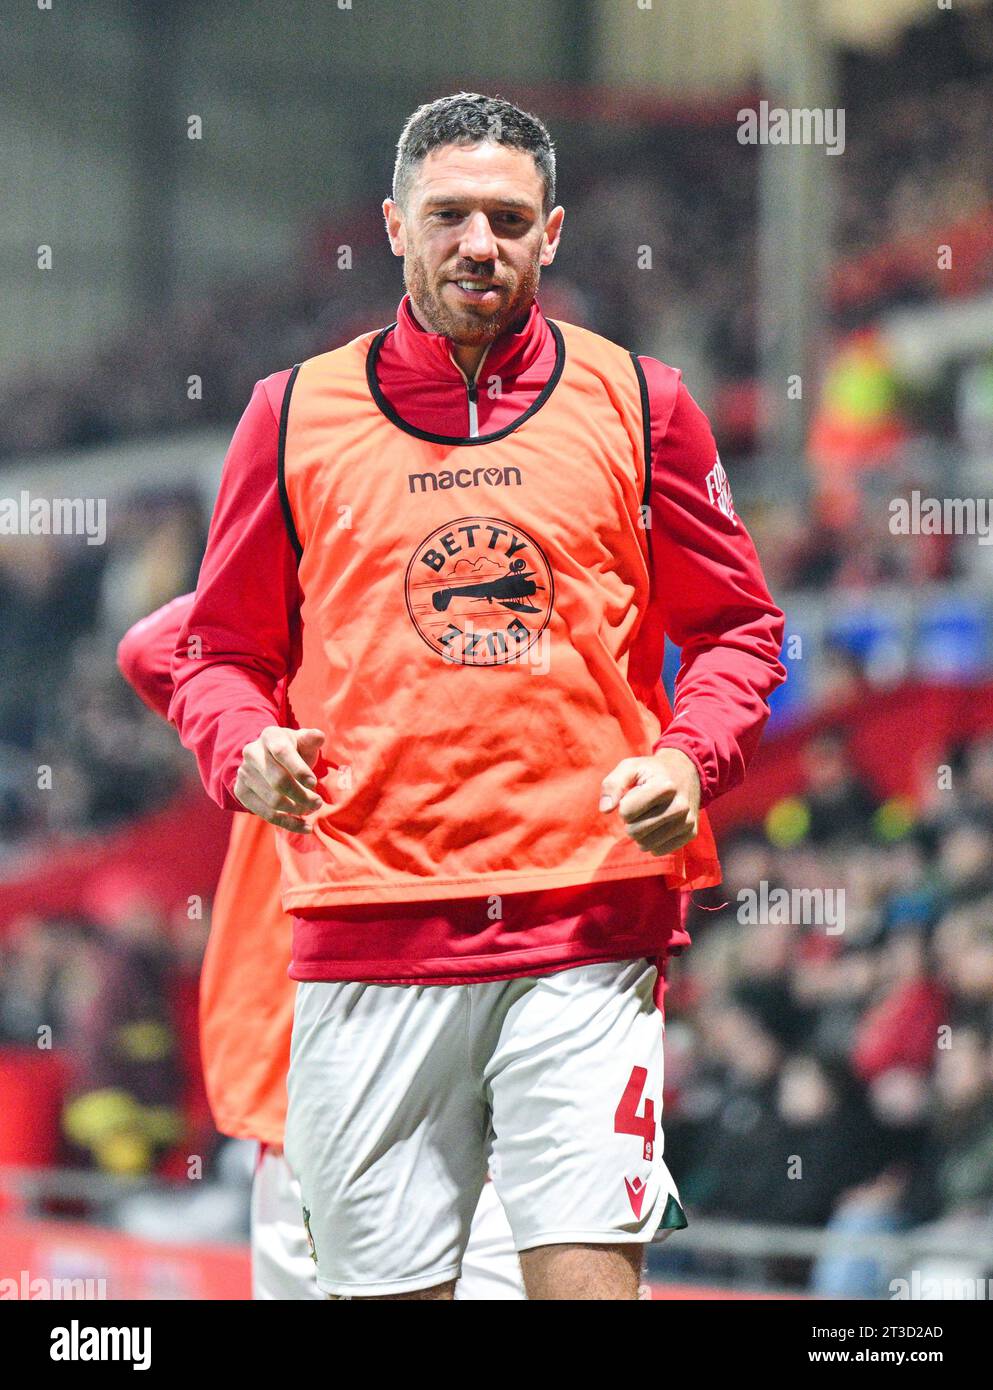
left=450, top=344, right=491, bottom=440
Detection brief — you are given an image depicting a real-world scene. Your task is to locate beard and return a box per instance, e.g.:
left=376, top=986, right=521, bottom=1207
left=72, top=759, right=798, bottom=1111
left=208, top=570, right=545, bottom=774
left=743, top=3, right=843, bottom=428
left=403, top=248, right=541, bottom=344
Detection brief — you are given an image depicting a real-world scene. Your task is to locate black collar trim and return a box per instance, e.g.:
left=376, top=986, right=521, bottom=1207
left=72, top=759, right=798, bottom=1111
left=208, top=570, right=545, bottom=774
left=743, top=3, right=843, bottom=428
left=364, top=318, right=566, bottom=446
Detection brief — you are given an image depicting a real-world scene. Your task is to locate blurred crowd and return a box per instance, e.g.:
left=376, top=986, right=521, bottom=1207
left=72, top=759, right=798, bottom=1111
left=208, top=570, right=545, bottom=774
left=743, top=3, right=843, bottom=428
left=0, top=897, right=213, bottom=1181
left=658, top=729, right=993, bottom=1293
left=3, top=3, right=993, bottom=485
left=0, top=491, right=204, bottom=853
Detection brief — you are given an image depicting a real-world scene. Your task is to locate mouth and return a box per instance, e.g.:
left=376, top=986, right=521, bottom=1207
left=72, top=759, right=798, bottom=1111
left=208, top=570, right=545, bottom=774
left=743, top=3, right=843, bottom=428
left=448, top=278, right=503, bottom=306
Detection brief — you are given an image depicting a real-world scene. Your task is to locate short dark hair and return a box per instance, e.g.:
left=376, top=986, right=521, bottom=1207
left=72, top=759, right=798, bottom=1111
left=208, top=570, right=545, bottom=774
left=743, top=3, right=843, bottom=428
left=392, top=91, right=556, bottom=218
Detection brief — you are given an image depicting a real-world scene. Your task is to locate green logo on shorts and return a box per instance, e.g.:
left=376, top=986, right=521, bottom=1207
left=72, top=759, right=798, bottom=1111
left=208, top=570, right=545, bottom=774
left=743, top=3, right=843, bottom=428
left=302, top=1204, right=318, bottom=1264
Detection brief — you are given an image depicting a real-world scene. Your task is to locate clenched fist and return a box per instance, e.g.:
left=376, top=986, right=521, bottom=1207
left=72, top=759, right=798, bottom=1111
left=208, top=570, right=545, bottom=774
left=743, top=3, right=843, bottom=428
left=599, top=748, right=702, bottom=857
left=234, top=726, right=328, bottom=833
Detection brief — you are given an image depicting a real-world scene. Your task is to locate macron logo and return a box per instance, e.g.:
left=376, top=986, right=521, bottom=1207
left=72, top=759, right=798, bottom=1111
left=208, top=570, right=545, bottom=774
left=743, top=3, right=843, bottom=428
left=625, top=1176, right=647, bottom=1219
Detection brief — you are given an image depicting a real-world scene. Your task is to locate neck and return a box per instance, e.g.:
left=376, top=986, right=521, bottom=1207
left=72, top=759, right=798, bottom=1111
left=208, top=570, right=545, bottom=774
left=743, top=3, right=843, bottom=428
left=450, top=341, right=490, bottom=379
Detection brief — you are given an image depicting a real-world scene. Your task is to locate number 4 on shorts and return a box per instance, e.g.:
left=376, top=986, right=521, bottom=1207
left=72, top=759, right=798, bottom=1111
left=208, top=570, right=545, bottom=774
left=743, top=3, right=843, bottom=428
left=614, top=1065, right=656, bottom=1162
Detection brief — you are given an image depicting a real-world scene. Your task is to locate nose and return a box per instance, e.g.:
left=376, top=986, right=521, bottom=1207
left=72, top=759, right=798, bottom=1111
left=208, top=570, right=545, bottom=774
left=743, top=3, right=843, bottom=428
left=459, top=210, right=499, bottom=264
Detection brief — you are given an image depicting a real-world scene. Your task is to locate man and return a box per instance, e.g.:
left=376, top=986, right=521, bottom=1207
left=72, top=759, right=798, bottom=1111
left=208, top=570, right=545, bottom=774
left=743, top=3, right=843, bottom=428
left=170, top=92, right=785, bottom=1300
left=118, top=594, right=525, bottom=1300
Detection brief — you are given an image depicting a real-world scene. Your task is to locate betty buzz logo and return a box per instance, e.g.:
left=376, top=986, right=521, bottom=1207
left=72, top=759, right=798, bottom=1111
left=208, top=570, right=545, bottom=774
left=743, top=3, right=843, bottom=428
left=405, top=516, right=554, bottom=666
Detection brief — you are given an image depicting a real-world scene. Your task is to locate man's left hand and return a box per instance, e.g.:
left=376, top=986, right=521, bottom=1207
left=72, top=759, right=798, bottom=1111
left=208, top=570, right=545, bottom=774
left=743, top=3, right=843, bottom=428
left=599, top=748, right=702, bottom=857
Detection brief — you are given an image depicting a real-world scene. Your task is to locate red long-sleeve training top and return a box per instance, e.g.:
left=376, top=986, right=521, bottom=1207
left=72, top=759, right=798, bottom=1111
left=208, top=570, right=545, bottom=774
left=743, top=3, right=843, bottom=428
left=169, top=293, right=785, bottom=983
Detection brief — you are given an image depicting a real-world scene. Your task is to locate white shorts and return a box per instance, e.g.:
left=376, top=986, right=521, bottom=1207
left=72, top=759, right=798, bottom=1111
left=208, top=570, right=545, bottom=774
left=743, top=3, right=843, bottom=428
left=250, top=1147, right=524, bottom=1300
left=285, top=957, right=684, bottom=1297
left=251, top=1147, right=324, bottom=1300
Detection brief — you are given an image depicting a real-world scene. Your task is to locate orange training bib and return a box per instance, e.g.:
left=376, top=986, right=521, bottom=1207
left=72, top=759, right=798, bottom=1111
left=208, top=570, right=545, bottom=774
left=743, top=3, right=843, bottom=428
left=276, top=317, right=720, bottom=908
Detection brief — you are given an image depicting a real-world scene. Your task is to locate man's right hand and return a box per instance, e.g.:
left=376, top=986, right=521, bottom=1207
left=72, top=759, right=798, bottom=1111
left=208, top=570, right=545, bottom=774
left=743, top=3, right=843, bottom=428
left=233, top=726, right=328, bottom=832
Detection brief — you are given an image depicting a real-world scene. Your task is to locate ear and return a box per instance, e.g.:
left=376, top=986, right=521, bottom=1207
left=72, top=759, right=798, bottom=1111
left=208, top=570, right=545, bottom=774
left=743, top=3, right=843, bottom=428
left=540, top=206, right=565, bottom=267
left=382, top=198, right=406, bottom=257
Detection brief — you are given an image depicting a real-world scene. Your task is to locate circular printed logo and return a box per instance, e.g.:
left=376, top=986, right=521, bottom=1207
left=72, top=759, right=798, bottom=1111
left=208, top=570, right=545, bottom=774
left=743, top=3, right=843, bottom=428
left=404, top=516, right=554, bottom=665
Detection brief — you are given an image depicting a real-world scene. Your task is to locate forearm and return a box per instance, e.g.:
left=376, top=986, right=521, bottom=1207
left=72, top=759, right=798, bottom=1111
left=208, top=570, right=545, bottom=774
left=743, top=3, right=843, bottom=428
left=653, top=622, right=784, bottom=805
left=116, top=593, right=194, bottom=722
left=641, top=363, right=786, bottom=805
left=169, top=659, right=284, bottom=810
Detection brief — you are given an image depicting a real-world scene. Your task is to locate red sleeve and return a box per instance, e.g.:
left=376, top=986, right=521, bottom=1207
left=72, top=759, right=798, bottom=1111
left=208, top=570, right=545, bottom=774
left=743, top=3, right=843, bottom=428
left=116, top=593, right=195, bottom=721
left=640, top=364, right=786, bottom=807
left=168, top=370, right=300, bottom=811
